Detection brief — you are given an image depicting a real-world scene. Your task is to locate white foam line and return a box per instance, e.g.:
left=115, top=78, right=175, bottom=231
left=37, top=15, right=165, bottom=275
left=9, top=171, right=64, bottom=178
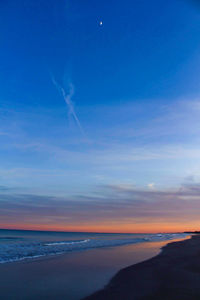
left=45, top=239, right=90, bottom=246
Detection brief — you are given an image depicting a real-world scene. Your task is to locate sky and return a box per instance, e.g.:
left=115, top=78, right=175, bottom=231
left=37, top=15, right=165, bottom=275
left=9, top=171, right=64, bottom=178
left=1, top=0, right=200, bottom=232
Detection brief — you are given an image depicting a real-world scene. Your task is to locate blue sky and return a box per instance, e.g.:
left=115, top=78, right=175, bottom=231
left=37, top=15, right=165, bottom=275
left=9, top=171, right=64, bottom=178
left=1, top=0, right=200, bottom=231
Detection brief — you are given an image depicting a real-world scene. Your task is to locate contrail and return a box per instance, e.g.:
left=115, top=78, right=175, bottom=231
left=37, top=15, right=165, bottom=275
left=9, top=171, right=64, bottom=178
left=51, top=75, right=85, bottom=135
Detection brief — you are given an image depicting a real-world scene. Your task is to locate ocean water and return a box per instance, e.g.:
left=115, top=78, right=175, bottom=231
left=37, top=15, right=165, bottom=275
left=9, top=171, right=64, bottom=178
left=0, top=229, right=187, bottom=264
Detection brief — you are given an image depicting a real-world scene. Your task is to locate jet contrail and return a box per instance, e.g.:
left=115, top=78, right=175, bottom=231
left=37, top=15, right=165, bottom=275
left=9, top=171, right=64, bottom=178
left=51, top=75, right=85, bottom=135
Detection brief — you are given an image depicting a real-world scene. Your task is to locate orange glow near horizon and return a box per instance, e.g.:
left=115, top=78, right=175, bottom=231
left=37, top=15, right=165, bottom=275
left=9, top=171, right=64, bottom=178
left=0, top=222, right=199, bottom=233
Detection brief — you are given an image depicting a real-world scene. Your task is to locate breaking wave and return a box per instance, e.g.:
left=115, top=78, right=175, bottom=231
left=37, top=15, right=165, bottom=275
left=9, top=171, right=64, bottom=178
left=0, top=233, right=188, bottom=264
left=45, top=239, right=90, bottom=246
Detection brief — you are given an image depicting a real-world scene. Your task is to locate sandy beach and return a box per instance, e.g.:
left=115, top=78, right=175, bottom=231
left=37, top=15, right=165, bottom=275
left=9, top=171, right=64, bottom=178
left=83, top=235, right=200, bottom=300
left=0, top=235, right=178, bottom=300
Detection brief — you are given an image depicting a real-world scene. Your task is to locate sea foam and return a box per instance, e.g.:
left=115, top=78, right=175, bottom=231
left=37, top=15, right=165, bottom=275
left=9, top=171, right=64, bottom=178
left=0, top=233, right=188, bottom=264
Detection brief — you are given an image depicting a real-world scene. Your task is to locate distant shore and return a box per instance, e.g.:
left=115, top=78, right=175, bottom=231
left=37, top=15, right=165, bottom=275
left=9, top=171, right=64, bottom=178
left=82, top=234, right=200, bottom=300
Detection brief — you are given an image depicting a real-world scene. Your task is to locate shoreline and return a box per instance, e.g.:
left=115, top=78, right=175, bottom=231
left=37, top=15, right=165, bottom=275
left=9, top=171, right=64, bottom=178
left=0, top=238, right=171, bottom=300
left=82, top=235, right=200, bottom=300
left=0, top=235, right=189, bottom=300
left=0, top=233, right=187, bottom=265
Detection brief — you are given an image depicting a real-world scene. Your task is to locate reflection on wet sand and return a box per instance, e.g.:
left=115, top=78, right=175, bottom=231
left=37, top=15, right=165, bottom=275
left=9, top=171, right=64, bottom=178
left=0, top=237, right=188, bottom=300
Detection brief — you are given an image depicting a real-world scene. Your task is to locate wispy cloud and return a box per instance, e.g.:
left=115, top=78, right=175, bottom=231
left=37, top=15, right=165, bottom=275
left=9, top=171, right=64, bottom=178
left=2, top=183, right=200, bottom=231
left=147, top=183, right=155, bottom=189
left=0, top=185, right=12, bottom=191
left=51, top=75, right=85, bottom=135
left=2, top=99, right=200, bottom=194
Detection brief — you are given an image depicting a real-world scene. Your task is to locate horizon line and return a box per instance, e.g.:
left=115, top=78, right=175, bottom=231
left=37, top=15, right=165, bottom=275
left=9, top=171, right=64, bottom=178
left=0, top=227, right=185, bottom=235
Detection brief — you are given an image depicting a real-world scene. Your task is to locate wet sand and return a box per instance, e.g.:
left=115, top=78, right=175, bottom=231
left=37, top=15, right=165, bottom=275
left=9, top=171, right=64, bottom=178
left=83, top=235, right=200, bottom=300
left=0, top=239, right=174, bottom=300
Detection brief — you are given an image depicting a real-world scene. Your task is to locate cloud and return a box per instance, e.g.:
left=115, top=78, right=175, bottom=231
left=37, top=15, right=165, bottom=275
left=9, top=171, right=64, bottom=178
left=94, top=99, right=200, bottom=143
left=2, top=183, right=200, bottom=230
left=51, top=75, right=85, bottom=135
left=2, top=98, right=200, bottom=197
left=147, top=183, right=155, bottom=189
left=0, top=186, right=11, bottom=191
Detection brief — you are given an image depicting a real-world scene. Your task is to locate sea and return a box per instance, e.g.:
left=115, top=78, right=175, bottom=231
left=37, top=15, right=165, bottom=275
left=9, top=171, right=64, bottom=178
left=0, top=229, right=187, bottom=264
left=0, top=229, right=190, bottom=300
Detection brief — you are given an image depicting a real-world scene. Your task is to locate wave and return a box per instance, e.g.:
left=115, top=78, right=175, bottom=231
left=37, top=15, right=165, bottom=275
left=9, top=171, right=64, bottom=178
left=45, top=239, right=90, bottom=246
left=0, top=233, right=188, bottom=264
